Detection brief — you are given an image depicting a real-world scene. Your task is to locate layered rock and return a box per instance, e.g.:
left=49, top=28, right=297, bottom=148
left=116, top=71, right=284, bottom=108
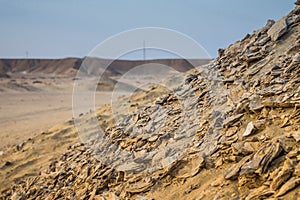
left=1, top=3, right=300, bottom=200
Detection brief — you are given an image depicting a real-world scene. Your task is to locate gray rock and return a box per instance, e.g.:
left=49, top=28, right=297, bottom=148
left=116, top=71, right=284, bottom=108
left=242, top=121, right=256, bottom=137
left=286, top=15, right=298, bottom=26
left=116, top=161, right=145, bottom=173
left=262, top=19, right=276, bottom=32
left=284, top=53, right=300, bottom=74
left=224, top=155, right=251, bottom=180
left=185, top=74, right=198, bottom=84
left=218, top=48, right=225, bottom=57
left=267, top=17, right=288, bottom=41
left=155, top=94, right=169, bottom=105
left=292, top=53, right=300, bottom=63
left=223, top=114, right=244, bottom=127
left=256, top=85, right=284, bottom=97
left=16, top=142, right=25, bottom=151
left=240, top=142, right=282, bottom=175
left=255, top=36, right=271, bottom=46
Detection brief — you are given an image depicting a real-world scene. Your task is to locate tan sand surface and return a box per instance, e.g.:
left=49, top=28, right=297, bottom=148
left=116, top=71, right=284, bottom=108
left=0, top=91, right=114, bottom=150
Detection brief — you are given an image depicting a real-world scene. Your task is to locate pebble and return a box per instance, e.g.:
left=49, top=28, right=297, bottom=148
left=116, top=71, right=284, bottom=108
left=242, top=121, right=256, bottom=137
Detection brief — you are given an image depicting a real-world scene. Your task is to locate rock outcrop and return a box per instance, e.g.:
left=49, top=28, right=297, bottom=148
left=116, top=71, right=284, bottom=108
left=1, top=3, right=300, bottom=200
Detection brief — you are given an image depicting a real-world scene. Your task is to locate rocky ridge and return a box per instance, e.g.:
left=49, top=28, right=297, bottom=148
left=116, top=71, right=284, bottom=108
left=1, top=3, right=300, bottom=200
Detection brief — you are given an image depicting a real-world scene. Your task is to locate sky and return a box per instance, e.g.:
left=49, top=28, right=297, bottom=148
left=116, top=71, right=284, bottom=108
left=0, top=0, right=296, bottom=59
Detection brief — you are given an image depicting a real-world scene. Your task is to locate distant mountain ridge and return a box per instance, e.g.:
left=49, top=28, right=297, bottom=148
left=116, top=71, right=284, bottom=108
left=0, top=58, right=211, bottom=77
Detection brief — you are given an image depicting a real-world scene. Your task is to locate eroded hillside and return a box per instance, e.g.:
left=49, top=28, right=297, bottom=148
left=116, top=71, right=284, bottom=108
left=1, top=3, right=300, bottom=200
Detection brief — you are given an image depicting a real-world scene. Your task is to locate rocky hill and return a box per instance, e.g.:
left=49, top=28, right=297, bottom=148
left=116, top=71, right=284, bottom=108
left=1, top=2, right=300, bottom=200
left=0, top=58, right=210, bottom=78
left=0, top=58, right=80, bottom=77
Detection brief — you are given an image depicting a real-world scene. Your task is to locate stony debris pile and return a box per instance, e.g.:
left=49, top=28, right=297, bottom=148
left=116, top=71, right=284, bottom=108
left=2, top=3, right=300, bottom=200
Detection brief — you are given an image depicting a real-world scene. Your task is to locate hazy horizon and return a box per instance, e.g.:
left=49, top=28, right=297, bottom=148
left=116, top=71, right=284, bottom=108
left=0, top=0, right=295, bottom=59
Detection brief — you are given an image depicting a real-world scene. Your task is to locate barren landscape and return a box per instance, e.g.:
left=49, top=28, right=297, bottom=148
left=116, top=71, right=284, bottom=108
left=0, top=58, right=206, bottom=150
left=1, top=2, right=300, bottom=200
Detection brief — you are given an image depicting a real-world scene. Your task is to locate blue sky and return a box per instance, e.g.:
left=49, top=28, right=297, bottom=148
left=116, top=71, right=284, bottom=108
left=0, top=0, right=296, bottom=59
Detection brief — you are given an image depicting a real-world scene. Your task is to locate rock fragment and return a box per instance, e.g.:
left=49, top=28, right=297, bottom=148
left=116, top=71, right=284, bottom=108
left=242, top=121, right=256, bottom=137
left=185, top=74, right=198, bottom=84
left=270, top=159, right=294, bottom=190
left=284, top=53, right=300, bottom=74
left=245, top=186, right=274, bottom=200
left=224, top=155, right=251, bottom=180
left=240, top=142, right=282, bottom=175
left=267, top=17, right=288, bottom=41
left=171, top=156, right=204, bottom=179
left=126, top=177, right=153, bottom=194
left=275, top=177, right=300, bottom=197
left=223, top=114, right=244, bottom=127
left=287, top=131, right=300, bottom=142
left=16, top=142, right=25, bottom=151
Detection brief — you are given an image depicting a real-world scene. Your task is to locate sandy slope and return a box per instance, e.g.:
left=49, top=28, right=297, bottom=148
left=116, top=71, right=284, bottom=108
left=1, top=4, right=299, bottom=200
left=0, top=84, right=167, bottom=193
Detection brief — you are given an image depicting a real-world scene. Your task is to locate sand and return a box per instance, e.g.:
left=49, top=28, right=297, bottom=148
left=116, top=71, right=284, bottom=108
left=0, top=91, right=114, bottom=150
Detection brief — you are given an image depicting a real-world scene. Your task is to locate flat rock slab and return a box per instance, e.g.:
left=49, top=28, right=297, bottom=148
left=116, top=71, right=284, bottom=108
left=267, top=17, right=288, bottom=41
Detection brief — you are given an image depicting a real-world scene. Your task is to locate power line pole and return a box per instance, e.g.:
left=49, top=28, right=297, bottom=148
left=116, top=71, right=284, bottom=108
left=143, top=40, right=146, bottom=61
